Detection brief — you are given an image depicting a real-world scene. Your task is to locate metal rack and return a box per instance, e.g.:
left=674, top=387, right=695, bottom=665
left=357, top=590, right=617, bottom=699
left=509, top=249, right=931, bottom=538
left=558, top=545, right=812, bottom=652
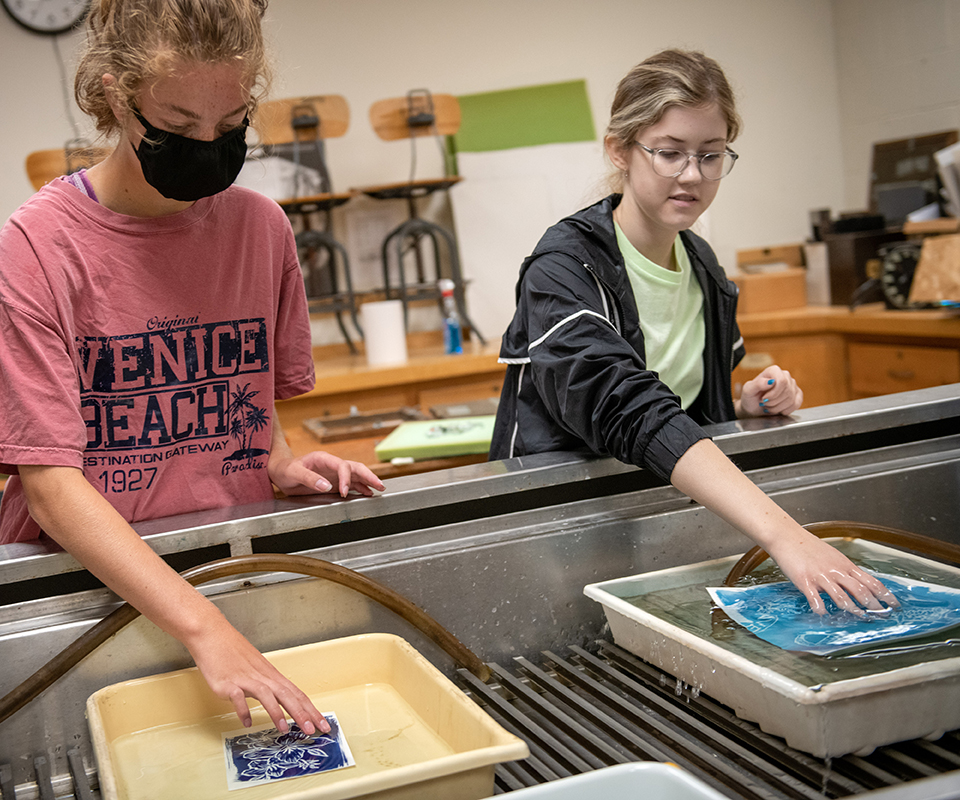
left=2, top=386, right=960, bottom=797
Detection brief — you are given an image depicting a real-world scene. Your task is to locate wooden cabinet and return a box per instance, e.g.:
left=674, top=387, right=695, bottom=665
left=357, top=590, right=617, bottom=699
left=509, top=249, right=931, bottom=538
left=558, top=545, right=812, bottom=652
left=275, top=338, right=506, bottom=467
left=737, top=305, right=960, bottom=409
left=276, top=351, right=504, bottom=427
left=848, top=343, right=960, bottom=398
left=732, top=333, right=847, bottom=408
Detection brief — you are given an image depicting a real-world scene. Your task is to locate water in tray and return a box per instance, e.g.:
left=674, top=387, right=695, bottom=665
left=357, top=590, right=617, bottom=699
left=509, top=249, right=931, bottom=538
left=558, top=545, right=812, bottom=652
left=618, top=539, right=960, bottom=687
left=109, top=683, right=453, bottom=799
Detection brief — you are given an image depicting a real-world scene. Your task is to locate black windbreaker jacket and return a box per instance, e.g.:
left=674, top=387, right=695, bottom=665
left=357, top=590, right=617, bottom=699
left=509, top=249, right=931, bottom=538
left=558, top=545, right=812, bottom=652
left=489, top=194, right=746, bottom=483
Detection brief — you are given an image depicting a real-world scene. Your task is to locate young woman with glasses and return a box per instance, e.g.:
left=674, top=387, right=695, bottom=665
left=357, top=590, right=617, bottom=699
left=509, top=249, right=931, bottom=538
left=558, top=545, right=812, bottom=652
left=491, top=49, right=898, bottom=616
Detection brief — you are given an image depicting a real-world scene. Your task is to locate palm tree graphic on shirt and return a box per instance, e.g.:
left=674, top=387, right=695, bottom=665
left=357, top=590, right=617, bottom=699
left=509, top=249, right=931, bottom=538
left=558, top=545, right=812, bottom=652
left=225, top=382, right=270, bottom=465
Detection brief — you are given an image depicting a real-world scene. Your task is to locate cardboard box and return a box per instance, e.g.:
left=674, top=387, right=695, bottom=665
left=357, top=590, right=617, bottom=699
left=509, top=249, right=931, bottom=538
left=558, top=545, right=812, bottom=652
left=730, top=267, right=808, bottom=314
left=736, top=243, right=805, bottom=269
left=910, top=233, right=960, bottom=304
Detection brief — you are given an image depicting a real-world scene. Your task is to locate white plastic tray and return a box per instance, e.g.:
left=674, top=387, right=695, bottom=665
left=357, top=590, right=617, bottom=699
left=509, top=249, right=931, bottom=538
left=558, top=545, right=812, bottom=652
left=504, top=763, right=726, bottom=799
left=584, top=540, right=960, bottom=758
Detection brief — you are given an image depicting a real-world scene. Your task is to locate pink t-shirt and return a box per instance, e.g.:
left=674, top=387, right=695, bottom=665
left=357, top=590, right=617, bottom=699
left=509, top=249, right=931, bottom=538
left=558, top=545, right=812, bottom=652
left=0, top=181, right=315, bottom=543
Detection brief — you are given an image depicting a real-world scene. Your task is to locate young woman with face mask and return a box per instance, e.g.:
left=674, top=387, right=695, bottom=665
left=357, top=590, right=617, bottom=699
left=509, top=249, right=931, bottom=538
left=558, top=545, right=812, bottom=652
left=491, top=49, right=899, bottom=616
left=0, top=0, right=385, bottom=735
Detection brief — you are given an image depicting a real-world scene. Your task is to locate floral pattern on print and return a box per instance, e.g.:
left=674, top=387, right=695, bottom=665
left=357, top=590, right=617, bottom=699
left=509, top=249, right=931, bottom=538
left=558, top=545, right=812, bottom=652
left=708, top=572, right=960, bottom=656
left=224, top=716, right=353, bottom=789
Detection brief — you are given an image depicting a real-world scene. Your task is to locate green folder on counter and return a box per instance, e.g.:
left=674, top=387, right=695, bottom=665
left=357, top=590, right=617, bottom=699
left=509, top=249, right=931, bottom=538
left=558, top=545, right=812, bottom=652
left=374, top=416, right=496, bottom=462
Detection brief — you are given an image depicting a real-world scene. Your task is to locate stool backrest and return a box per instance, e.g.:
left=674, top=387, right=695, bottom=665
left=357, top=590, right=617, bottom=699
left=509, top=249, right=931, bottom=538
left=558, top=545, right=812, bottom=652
left=369, top=92, right=460, bottom=142
left=25, top=146, right=109, bottom=191
left=255, top=95, right=349, bottom=146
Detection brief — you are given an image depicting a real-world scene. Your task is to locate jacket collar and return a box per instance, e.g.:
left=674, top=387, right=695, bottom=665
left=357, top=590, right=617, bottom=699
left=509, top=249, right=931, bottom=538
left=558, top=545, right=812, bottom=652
left=521, top=193, right=734, bottom=300
left=518, top=194, right=625, bottom=302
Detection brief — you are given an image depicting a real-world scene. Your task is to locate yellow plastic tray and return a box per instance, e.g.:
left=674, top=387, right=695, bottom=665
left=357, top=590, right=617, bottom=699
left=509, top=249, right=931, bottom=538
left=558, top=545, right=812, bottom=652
left=87, top=633, right=528, bottom=799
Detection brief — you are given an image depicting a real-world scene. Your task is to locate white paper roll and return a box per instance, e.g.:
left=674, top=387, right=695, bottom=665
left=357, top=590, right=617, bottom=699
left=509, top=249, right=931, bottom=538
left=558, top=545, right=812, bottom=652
left=360, top=300, right=408, bottom=367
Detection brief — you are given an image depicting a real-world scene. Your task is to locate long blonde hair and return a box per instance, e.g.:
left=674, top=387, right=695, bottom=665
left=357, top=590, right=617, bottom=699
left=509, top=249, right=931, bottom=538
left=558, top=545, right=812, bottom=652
left=75, top=0, right=272, bottom=137
left=606, top=49, right=741, bottom=190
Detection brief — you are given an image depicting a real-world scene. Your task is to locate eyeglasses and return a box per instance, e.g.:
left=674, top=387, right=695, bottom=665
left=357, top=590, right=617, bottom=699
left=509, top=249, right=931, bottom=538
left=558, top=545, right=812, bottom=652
left=634, top=143, right=738, bottom=181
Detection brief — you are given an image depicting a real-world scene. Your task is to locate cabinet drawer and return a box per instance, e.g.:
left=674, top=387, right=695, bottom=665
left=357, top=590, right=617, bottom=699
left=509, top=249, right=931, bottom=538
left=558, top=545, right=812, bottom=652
left=849, top=343, right=960, bottom=396
left=735, top=333, right=848, bottom=408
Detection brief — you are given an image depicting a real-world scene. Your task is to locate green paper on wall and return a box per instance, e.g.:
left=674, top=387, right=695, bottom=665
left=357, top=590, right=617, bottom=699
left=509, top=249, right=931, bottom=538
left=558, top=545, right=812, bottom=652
left=374, top=416, right=496, bottom=462
left=454, top=80, right=595, bottom=153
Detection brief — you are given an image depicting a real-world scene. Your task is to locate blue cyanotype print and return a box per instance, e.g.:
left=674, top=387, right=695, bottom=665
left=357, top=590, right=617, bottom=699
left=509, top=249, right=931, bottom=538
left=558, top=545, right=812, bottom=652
left=223, top=713, right=354, bottom=790
left=708, top=573, right=960, bottom=656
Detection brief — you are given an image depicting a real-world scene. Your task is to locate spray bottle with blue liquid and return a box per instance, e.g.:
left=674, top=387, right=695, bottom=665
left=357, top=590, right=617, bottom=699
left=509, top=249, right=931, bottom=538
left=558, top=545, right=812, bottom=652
left=438, top=278, right=464, bottom=355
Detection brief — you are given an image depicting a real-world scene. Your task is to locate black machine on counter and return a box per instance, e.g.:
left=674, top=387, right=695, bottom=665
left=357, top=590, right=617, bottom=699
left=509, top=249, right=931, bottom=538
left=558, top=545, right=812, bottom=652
left=809, top=130, right=959, bottom=309
left=2, top=387, right=960, bottom=798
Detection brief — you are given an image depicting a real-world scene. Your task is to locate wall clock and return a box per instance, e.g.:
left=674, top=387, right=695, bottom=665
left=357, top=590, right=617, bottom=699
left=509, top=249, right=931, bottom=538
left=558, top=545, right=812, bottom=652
left=2, top=0, right=90, bottom=35
left=880, top=240, right=928, bottom=309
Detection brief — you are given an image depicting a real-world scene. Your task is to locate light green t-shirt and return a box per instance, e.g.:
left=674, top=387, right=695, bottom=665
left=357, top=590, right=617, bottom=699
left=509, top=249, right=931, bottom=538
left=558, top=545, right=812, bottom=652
left=615, top=225, right=705, bottom=409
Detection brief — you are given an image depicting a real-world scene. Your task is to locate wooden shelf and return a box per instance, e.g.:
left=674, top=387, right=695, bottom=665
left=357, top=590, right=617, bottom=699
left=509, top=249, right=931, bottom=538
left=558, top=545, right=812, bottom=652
left=284, top=333, right=503, bottom=411
left=902, top=218, right=960, bottom=235
left=737, top=304, right=960, bottom=342
left=734, top=303, right=960, bottom=408
left=276, top=331, right=505, bottom=475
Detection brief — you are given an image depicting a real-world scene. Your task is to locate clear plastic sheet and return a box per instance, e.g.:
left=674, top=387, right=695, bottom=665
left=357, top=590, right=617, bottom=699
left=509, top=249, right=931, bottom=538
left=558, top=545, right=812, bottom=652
left=707, top=573, right=960, bottom=656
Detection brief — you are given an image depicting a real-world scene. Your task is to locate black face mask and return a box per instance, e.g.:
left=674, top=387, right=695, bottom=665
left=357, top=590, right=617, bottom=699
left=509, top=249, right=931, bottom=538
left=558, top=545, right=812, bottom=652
left=132, top=109, right=249, bottom=201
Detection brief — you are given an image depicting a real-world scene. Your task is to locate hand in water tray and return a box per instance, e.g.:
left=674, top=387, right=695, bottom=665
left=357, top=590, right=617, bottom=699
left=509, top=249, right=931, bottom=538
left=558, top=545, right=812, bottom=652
left=708, top=573, right=960, bottom=656
left=223, top=714, right=354, bottom=791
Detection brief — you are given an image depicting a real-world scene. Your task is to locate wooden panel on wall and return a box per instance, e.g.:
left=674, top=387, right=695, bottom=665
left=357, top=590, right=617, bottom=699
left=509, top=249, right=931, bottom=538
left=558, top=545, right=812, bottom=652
left=730, top=268, right=808, bottom=315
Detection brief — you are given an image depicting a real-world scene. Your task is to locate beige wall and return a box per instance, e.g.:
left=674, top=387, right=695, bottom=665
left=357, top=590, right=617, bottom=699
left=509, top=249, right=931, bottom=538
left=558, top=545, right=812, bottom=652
left=833, top=0, right=960, bottom=213
left=1, top=0, right=953, bottom=327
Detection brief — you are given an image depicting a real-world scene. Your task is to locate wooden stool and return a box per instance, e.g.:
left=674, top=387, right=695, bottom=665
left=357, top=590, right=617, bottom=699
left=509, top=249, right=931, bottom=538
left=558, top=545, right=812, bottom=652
left=25, top=144, right=109, bottom=191
left=355, top=91, right=484, bottom=344
left=256, top=95, right=363, bottom=352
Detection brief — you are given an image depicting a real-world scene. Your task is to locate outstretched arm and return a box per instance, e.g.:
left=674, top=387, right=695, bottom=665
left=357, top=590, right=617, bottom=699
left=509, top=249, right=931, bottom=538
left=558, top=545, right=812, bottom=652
left=18, top=464, right=331, bottom=735
left=669, top=439, right=899, bottom=614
